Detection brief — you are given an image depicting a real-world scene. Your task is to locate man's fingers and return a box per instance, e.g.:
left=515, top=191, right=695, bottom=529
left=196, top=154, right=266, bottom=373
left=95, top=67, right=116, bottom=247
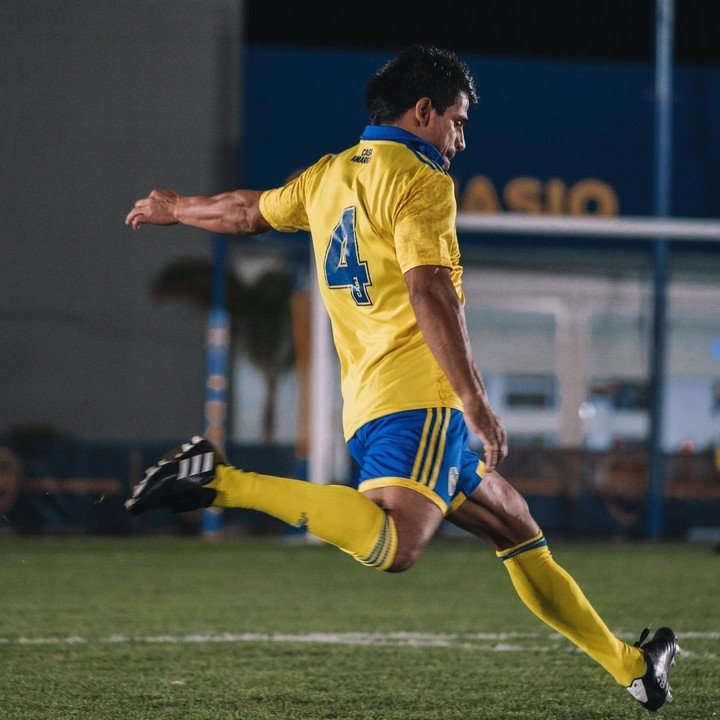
left=464, top=411, right=505, bottom=470
left=125, top=192, right=178, bottom=228
left=498, top=433, right=508, bottom=464
left=126, top=197, right=151, bottom=227
left=492, top=416, right=508, bottom=466
left=485, top=453, right=497, bottom=473
left=483, top=441, right=498, bottom=473
left=125, top=208, right=145, bottom=228
left=494, top=434, right=507, bottom=467
left=483, top=427, right=507, bottom=470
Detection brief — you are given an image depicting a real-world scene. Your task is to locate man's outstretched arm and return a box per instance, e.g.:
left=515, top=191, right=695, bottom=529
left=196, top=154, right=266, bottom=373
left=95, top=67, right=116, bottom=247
left=125, top=188, right=272, bottom=235
left=404, top=264, right=507, bottom=472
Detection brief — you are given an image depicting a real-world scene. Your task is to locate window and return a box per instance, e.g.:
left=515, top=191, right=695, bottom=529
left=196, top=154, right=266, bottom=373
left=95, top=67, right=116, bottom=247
left=504, top=374, right=557, bottom=409
left=589, top=378, right=649, bottom=410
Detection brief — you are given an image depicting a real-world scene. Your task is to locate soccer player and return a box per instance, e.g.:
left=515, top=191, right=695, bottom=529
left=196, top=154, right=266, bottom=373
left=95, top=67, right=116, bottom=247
left=124, top=45, right=677, bottom=711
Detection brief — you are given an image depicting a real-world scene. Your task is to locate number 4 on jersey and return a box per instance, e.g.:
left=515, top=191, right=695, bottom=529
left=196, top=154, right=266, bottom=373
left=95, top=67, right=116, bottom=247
left=323, top=206, right=372, bottom=305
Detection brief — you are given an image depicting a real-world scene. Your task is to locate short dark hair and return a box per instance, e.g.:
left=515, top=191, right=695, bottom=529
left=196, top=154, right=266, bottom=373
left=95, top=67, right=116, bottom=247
left=365, top=44, right=478, bottom=125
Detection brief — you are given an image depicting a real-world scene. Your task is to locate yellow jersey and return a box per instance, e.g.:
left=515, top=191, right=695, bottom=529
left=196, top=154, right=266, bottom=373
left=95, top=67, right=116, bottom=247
left=259, top=125, right=465, bottom=440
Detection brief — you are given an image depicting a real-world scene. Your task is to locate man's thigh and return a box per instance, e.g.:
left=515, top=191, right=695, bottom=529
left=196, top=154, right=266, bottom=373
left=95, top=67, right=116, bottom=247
left=446, top=470, right=541, bottom=549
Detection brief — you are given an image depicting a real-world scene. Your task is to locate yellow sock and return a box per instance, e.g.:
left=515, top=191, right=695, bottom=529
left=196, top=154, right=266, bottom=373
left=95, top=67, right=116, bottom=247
left=498, top=532, right=646, bottom=686
left=208, top=466, right=397, bottom=571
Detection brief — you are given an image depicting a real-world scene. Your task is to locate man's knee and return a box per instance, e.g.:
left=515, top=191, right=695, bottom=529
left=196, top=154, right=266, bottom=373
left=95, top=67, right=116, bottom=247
left=364, top=485, right=444, bottom=572
left=385, top=541, right=424, bottom=573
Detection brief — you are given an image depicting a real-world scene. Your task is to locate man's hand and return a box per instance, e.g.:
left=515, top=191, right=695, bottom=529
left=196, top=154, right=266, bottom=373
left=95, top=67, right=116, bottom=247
left=462, top=396, right=508, bottom=473
left=125, top=189, right=180, bottom=229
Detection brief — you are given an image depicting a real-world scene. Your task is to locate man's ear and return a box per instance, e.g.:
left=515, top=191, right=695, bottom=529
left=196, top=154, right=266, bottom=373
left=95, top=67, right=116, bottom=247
left=414, top=97, right=433, bottom=127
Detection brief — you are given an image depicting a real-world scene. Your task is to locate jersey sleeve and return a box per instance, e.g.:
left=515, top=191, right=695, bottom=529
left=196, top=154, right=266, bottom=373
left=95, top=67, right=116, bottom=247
left=259, top=155, right=334, bottom=233
left=393, top=171, right=458, bottom=273
left=260, top=168, right=311, bottom=232
left=259, top=175, right=310, bottom=233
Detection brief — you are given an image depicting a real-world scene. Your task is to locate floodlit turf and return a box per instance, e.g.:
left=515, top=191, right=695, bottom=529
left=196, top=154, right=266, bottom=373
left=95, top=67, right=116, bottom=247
left=1, top=534, right=717, bottom=719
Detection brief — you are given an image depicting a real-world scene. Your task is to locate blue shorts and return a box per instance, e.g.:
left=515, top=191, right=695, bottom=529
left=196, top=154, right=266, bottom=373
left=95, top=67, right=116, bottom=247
left=347, top=408, right=485, bottom=515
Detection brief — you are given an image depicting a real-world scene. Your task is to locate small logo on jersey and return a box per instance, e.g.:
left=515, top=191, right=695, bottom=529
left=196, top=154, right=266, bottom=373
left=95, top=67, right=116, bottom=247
left=295, top=511, right=309, bottom=529
left=351, top=148, right=373, bottom=164
left=448, top=467, right=459, bottom=496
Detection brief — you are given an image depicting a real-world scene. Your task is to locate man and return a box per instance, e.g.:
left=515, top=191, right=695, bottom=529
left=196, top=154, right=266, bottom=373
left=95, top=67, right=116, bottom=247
left=125, top=45, right=676, bottom=711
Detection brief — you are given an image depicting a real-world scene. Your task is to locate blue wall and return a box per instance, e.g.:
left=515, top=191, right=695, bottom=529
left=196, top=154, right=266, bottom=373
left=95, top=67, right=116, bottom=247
left=2, top=439, right=717, bottom=538
left=242, top=45, right=720, bottom=220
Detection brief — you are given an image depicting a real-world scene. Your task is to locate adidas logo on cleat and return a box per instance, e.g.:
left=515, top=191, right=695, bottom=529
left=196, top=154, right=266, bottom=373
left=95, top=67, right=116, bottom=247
left=177, top=451, right=215, bottom=480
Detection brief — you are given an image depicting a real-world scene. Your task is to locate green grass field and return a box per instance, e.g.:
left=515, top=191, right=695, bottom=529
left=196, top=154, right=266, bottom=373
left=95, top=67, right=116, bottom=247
left=1, top=535, right=717, bottom=719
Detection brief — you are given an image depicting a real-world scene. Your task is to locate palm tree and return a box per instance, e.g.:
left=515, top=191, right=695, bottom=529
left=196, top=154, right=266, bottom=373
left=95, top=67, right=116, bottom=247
left=241, top=268, right=295, bottom=441
left=150, top=256, right=295, bottom=443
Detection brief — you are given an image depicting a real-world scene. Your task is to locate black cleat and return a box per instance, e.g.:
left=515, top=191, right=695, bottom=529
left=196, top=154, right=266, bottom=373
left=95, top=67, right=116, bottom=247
left=125, top=435, right=226, bottom=515
left=626, top=626, right=678, bottom=712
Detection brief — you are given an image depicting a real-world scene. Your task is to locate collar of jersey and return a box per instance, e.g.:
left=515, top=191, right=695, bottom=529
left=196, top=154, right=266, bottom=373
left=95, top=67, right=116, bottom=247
left=360, top=125, right=446, bottom=171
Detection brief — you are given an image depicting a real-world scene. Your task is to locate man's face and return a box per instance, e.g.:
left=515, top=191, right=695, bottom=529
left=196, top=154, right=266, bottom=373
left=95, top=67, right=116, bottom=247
left=424, top=93, right=469, bottom=170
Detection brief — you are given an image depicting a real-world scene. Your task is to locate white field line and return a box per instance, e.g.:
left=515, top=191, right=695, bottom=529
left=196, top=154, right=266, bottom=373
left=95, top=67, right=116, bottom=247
left=1, top=630, right=718, bottom=660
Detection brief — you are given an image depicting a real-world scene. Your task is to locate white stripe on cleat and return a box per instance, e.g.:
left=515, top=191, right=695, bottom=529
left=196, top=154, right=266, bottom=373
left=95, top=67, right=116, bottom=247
left=201, top=452, right=214, bottom=473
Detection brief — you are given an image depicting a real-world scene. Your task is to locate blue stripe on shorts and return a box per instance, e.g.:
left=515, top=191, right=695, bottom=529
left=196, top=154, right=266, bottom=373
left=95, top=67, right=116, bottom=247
left=347, top=408, right=484, bottom=513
